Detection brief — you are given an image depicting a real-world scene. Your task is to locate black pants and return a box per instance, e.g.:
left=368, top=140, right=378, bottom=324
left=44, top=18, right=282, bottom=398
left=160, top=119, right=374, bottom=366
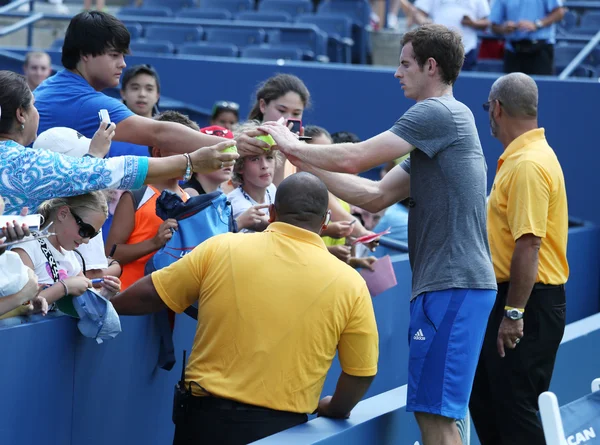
left=469, top=283, right=566, bottom=445
left=173, top=396, right=308, bottom=445
left=504, top=42, right=555, bottom=75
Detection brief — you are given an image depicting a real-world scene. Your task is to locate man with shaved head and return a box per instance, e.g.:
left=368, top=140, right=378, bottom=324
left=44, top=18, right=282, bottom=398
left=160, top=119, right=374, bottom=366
left=111, top=172, right=379, bottom=445
left=470, top=72, right=568, bottom=445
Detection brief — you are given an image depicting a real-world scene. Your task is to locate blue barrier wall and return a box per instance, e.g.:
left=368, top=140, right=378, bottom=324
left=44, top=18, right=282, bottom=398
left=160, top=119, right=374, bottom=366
left=1, top=48, right=599, bottom=224
left=0, top=223, right=598, bottom=445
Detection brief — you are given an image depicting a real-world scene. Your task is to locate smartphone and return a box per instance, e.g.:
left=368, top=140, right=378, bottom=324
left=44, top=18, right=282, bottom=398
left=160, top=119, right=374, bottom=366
left=286, top=118, right=312, bottom=141
left=0, top=214, right=43, bottom=231
left=98, top=109, right=111, bottom=129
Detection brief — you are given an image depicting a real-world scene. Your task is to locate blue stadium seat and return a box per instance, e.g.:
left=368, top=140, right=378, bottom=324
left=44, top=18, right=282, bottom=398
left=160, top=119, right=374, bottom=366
left=476, top=59, right=503, bottom=72
left=179, top=8, right=233, bottom=20
left=130, top=40, right=176, bottom=54
left=241, top=44, right=304, bottom=60
left=557, top=64, right=599, bottom=78
left=118, top=6, right=174, bottom=17
left=145, top=25, right=204, bottom=44
left=317, top=0, right=371, bottom=64
left=296, top=13, right=354, bottom=63
left=235, top=11, right=293, bottom=22
left=177, top=42, right=239, bottom=57
left=131, top=0, right=193, bottom=10
left=569, top=25, right=600, bottom=36
left=122, top=21, right=144, bottom=40
left=581, top=11, right=600, bottom=28
left=560, top=10, right=579, bottom=30
left=205, top=28, right=266, bottom=47
left=199, top=0, right=253, bottom=14
left=267, top=27, right=328, bottom=61
left=51, top=38, right=64, bottom=50
left=258, top=0, right=313, bottom=18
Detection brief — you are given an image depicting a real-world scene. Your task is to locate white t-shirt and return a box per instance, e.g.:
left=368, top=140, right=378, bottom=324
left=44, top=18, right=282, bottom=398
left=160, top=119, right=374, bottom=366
left=14, top=237, right=82, bottom=285
left=75, top=229, right=108, bottom=271
left=227, top=184, right=277, bottom=233
left=415, top=0, right=491, bottom=53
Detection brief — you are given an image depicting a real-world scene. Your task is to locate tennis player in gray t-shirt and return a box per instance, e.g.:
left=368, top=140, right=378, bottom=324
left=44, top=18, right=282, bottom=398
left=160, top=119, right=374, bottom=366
left=261, top=24, right=497, bottom=445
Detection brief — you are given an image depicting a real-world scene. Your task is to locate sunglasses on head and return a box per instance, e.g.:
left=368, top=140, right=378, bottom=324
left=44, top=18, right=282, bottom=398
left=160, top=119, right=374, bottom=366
left=70, top=209, right=100, bottom=239
left=212, top=101, right=240, bottom=114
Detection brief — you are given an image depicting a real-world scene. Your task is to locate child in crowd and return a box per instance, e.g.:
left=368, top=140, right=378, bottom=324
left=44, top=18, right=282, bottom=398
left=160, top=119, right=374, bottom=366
left=12, top=192, right=120, bottom=315
left=105, top=111, right=193, bottom=291
left=210, top=101, right=239, bottom=131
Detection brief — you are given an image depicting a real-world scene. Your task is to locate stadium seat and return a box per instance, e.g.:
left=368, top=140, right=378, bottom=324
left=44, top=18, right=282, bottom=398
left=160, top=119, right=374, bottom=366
left=559, top=10, right=579, bottom=31
left=145, top=25, right=204, bottom=44
left=131, top=0, right=193, bottom=10
left=118, top=6, right=174, bottom=17
left=241, top=44, right=304, bottom=60
left=122, top=21, right=144, bottom=40
left=177, top=42, right=239, bottom=57
left=199, top=0, right=253, bottom=14
left=556, top=64, right=599, bottom=78
left=581, top=11, right=600, bottom=28
left=205, top=28, right=267, bottom=47
left=476, top=59, right=504, bottom=72
left=50, top=38, right=64, bottom=50
left=258, top=0, right=313, bottom=18
left=235, top=11, right=294, bottom=22
left=569, top=25, right=600, bottom=36
left=296, top=13, right=354, bottom=63
left=178, top=8, right=233, bottom=20
left=267, top=27, right=328, bottom=61
left=130, top=40, right=176, bottom=54
left=317, top=0, right=371, bottom=64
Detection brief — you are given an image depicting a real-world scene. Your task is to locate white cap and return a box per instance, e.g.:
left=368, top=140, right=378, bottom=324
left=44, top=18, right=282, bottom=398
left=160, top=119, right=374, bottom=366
left=0, top=251, right=30, bottom=297
left=33, top=127, right=91, bottom=158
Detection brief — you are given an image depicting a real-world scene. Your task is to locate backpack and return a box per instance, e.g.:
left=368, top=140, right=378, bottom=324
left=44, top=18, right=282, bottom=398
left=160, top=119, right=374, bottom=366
left=131, top=187, right=235, bottom=371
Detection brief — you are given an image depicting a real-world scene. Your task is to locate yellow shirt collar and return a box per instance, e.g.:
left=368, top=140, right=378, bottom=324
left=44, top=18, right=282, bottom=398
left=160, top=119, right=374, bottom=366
left=265, top=222, right=328, bottom=251
left=500, top=128, right=546, bottom=162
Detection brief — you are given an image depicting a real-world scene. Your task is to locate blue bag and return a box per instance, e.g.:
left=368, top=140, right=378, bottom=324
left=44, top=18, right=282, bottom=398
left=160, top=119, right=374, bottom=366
left=144, top=190, right=234, bottom=370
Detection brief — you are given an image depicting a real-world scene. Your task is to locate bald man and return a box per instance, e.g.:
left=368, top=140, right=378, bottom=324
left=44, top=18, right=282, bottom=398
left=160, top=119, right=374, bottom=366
left=470, top=73, right=568, bottom=445
left=111, top=172, right=379, bottom=445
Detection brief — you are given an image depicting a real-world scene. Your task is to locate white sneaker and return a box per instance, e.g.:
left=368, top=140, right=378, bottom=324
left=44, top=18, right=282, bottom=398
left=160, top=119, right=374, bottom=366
left=387, top=14, right=399, bottom=29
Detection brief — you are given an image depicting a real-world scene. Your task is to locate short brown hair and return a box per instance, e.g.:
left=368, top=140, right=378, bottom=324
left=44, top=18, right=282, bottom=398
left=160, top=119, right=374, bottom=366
left=149, top=110, right=199, bottom=155
left=401, top=24, right=464, bottom=86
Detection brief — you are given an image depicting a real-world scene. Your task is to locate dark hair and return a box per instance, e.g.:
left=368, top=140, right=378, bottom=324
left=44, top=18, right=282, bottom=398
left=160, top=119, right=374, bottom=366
left=62, top=11, right=130, bottom=70
left=0, top=71, right=33, bottom=134
left=331, top=131, right=361, bottom=144
left=211, top=100, right=239, bottom=121
left=149, top=110, right=199, bottom=155
left=274, top=172, right=329, bottom=232
left=121, top=64, right=161, bottom=93
left=304, top=125, right=332, bottom=142
left=248, top=74, right=311, bottom=122
left=401, top=24, right=464, bottom=86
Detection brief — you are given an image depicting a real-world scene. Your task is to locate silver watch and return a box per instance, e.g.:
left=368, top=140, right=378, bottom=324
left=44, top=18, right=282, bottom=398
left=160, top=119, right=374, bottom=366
left=505, top=308, right=524, bottom=320
left=535, top=19, right=544, bottom=29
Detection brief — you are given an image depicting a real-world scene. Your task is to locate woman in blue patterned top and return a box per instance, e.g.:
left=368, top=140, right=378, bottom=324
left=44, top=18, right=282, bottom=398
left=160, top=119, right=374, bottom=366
left=0, top=71, right=239, bottom=215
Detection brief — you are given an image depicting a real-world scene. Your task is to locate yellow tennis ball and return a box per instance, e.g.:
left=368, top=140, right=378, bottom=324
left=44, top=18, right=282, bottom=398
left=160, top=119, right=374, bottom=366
left=222, top=144, right=238, bottom=154
left=255, top=134, right=276, bottom=148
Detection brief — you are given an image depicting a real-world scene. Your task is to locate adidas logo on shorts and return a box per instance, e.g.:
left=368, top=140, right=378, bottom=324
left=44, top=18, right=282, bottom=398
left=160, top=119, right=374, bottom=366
left=413, top=329, right=426, bottom=341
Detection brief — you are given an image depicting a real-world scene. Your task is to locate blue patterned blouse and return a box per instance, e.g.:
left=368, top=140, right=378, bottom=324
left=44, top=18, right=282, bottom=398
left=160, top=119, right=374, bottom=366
left=0, top=140, right=149, bottom=215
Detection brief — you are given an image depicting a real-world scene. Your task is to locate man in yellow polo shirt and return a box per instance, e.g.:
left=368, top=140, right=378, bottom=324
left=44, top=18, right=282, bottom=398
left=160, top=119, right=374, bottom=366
left=111, top=172, right=379, bottom=445
left=470, top=72, right=568, bottom=445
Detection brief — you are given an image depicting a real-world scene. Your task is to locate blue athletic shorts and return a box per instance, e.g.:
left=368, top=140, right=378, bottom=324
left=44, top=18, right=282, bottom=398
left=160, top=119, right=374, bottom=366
left=407, top=288, right=496, bottom=419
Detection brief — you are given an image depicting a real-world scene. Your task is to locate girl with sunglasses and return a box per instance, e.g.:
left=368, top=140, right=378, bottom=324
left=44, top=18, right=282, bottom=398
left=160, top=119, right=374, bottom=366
left=11, top=192, right=121, bottom=313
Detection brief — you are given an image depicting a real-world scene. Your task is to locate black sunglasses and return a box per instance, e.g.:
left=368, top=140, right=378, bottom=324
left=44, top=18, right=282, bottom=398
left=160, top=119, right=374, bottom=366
left=70, top=209, right=100, bottom=239
left=483, top=99, right=502, bottom=112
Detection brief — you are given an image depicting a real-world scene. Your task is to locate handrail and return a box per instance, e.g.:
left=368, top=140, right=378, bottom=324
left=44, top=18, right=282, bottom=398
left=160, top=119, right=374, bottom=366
left=559, top=29, right=600, bottom=79
left=0, top=0, right=38, bottom=47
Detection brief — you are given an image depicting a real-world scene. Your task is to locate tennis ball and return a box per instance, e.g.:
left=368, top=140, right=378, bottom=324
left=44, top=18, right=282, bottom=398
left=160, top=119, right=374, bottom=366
left=222, top=144, right=238, bottom=154
left=255, top=134, right=276, bottom=149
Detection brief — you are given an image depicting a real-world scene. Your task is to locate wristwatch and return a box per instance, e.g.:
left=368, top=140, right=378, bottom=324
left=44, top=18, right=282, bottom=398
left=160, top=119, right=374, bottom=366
left=504, top=306, right=525, bottom=320
left=535, top=19, right=544, bottom=29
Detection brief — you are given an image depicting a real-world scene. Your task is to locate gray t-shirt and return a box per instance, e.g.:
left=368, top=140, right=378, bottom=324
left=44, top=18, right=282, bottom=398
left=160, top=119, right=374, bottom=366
left=390, top=95, right=497, bottom=300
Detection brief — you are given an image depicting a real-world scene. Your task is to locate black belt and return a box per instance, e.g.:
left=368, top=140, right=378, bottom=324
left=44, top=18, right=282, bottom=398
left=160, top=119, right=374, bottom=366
left=497, top=282, right=564, bottom=291
left=510, top=39, right=550, bottom=53
left=189, top=395, right=300, bottom=415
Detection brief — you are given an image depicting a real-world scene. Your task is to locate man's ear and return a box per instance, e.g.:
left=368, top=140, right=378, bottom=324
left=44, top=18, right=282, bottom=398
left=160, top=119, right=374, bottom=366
left=268, top=204, right=277, bottom=224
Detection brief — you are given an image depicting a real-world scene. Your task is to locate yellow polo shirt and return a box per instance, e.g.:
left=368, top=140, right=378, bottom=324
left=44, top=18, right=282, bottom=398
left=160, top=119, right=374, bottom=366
left=487, top=128, right=569, bottom=284
left=152, top=222, right=379, bottom=414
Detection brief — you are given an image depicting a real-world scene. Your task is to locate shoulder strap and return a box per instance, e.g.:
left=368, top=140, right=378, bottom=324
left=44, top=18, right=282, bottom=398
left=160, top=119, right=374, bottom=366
left=37, top=237, right=60, bottom=282
left=129, top=186, right=150, bottom=211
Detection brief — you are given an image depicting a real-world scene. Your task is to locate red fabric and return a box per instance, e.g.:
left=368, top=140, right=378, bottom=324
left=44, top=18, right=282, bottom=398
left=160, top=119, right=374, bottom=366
left=200, top=125, right=234, bottom=139
left=478, top=39, right=505, bottom=60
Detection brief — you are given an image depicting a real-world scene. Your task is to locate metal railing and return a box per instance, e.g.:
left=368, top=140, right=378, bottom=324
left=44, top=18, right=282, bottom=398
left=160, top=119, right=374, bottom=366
left=559, top=29, right=600, bottom=79
left=0, top=0, right=42, bottom=48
